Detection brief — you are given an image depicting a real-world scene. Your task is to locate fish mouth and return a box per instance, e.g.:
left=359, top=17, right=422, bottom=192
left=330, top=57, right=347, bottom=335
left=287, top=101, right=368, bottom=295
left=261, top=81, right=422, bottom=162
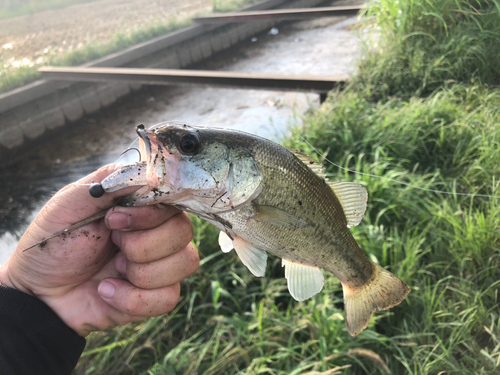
left=97, top=124, right=180, bottom=205
left=136, top=124, right=168, bottom=189
left=135, top=123, right=183, bottom=197
left=136, top=124, right=151, bottom=163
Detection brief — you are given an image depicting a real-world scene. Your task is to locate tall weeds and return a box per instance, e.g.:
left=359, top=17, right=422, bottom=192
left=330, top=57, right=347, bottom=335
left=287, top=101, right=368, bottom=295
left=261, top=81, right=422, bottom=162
left=357, top=0, right=500, bottom=99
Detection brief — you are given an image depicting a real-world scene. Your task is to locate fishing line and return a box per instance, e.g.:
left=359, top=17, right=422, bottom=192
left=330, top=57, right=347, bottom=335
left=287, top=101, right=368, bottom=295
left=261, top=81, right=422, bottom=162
left=72, top=139, right=142, bottom=188
left=114, top=137, right=140, bottom=164
left=97, top=121, right=499, bottom=199
left=290, top=130, right=500, bottom=199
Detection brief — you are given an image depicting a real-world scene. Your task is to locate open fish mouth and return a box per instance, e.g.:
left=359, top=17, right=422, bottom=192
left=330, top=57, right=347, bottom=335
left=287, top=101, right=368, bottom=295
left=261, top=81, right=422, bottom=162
left=96, top=124, right=175, bottom=202
left=136, top=124, right=168, bottom=189
left=136, top=124, right=151, bottom=164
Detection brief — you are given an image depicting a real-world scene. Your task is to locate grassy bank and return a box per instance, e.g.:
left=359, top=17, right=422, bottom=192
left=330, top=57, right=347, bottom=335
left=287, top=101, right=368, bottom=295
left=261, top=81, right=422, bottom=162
left=357, top=0, right=500, bottom=100
left=75, top=0, right=500, bottom=374
left=0, top=0, right=257, bottom=19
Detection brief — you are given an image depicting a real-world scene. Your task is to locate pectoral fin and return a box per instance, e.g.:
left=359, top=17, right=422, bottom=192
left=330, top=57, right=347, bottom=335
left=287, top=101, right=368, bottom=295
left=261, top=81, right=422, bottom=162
left=249, top=205, right=307, bottom=229
left=282, top=259, right=324, bottom=301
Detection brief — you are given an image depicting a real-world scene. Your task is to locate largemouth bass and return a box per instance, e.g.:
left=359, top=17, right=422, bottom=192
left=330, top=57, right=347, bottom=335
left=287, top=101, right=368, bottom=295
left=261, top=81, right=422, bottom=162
left=96, top=123, right=411, bottom=336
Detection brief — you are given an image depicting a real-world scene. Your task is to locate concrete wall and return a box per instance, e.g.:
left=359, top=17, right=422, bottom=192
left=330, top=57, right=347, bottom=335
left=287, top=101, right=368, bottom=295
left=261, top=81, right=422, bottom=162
left=0, top=0, right=325, bottom=156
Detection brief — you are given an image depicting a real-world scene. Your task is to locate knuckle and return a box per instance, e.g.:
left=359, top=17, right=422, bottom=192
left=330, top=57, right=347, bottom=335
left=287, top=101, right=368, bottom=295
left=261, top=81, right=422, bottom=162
left=127, top=263, right=152, bottom=288
left=123, top=245, right=147, bottom=264
left=124, top=290, right=145, bottom=315
left=173, top=213, right=194, bottom=245
left=121, top=237, right=148, bottom=263
left=133, top=205, right=160, bottom=223
left=184, top=245, right=200, bottom=276
left=164, top=284, right=181, bottom=311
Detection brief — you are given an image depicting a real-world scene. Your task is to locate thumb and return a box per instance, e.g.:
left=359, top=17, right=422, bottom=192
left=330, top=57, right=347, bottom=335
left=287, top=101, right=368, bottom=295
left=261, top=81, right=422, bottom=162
left=54, top=163, right=143, bottom=220
left=18, top=163, right=144, bottom=250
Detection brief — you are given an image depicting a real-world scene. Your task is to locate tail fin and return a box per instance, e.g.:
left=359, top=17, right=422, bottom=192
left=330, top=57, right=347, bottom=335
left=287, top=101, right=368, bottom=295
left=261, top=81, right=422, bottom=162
left=342, top=263, right=410, bottom=336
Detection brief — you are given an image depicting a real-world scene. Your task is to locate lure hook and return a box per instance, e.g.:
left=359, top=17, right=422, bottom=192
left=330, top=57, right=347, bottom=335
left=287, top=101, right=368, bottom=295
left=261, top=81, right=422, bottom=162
left=120, top=147, right=142, bottom=160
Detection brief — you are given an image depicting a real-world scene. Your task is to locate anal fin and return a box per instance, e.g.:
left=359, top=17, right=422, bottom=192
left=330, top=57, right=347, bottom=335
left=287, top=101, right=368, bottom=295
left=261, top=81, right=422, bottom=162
left=282, top=259, right=324, bottom=301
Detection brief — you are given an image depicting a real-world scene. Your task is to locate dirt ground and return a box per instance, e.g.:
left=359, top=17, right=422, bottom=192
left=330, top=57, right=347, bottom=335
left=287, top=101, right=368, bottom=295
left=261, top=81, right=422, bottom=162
left=0, top=0, right=212, bottom=70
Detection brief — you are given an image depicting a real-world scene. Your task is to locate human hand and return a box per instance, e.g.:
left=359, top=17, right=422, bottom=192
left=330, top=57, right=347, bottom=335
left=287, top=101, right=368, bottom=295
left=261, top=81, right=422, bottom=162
left=0, top=164, right=199, bottom=337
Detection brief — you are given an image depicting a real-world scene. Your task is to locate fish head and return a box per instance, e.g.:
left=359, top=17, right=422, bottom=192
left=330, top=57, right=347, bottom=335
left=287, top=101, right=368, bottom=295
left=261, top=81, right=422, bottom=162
left=130, top=123, right=263, bottom=213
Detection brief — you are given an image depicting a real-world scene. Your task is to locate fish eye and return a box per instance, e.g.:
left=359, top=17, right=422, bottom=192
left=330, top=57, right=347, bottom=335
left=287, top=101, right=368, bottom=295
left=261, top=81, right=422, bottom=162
left=178, top=133, right=200, bottom=155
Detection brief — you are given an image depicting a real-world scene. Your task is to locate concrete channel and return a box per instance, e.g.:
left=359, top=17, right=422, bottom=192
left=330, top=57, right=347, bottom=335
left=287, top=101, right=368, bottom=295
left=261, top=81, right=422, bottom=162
left=0, top=0, right=363, bottom=259
left=0, top=0, right=330, bottom=159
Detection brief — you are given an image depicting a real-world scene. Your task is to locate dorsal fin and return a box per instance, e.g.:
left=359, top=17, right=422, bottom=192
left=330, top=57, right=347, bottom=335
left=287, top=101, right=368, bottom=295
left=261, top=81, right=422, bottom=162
left=329, top=181, right=368, bottom=227
left=287, top=148, right=327, bottom=179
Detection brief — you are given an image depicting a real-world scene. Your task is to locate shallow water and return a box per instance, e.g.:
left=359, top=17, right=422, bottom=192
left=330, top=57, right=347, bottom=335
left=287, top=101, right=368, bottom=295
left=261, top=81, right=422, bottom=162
left=0, top=16, right=362, bottom=262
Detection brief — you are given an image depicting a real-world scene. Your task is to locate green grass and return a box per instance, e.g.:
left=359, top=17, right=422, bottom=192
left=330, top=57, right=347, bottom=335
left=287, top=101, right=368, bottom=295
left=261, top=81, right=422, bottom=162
left=74, top=0, right=500, bottom=374
left=0, top=0, right=99, bottom=20
left=356, top=0, right=500, bottom=100
left=212, top=0, right=261, bottom=13
left=51, top=16, right=193, bottom=67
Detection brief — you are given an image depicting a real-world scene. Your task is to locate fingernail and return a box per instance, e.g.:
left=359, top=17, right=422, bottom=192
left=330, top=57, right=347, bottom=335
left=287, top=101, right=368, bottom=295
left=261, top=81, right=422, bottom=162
left=115, top=253, right=127, bottom=274
left=107, top=212, right=131, bottom=230
left=98, top=281, right=116, bottom=299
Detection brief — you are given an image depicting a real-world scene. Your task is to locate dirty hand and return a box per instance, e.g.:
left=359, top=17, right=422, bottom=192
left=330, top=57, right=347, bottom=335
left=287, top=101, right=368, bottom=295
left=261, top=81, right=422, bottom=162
left=0, top=164, right=199, bottom=337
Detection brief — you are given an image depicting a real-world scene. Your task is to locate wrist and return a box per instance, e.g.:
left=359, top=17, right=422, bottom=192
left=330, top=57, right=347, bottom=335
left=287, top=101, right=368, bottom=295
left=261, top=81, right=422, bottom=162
left=0, top=264, right=34, bottom=297
left=39, top=294, right=97, bottom=337
left=0, top=264, right=90, bottom=336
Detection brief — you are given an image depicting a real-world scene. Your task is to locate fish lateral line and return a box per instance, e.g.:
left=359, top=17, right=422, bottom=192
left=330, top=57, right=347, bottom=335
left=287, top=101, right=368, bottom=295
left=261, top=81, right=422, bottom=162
left=21, top=211, right=107, bottom=252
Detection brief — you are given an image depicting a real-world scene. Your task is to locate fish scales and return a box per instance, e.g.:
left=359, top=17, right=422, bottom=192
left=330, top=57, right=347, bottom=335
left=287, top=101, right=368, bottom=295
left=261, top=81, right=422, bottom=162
left=213, top=129, right=375, bottom=288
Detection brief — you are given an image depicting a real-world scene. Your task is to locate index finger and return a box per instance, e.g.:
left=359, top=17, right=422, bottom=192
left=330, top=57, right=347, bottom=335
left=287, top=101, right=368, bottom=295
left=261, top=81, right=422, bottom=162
left=105, top=205, right=182, bottom=231
left=113, top=212, right=193, bottom=263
